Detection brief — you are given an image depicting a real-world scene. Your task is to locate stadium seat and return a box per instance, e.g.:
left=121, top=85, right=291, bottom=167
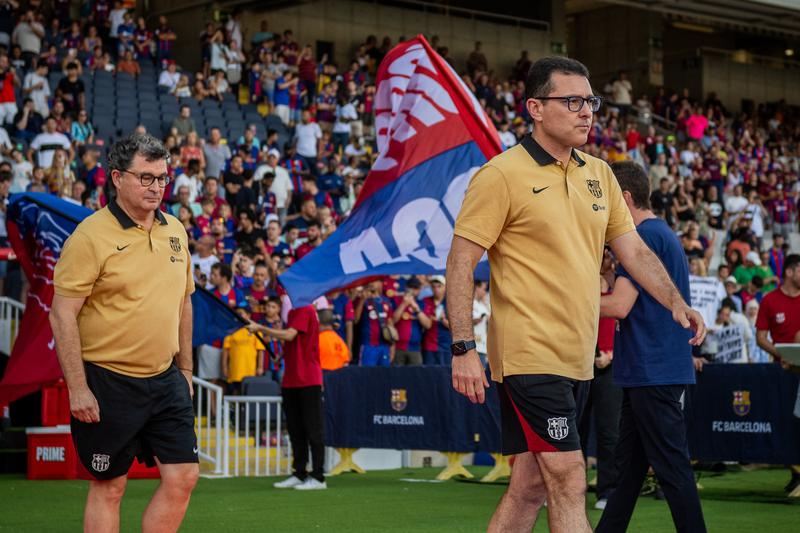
left=241, top=377, right=282, bottom=423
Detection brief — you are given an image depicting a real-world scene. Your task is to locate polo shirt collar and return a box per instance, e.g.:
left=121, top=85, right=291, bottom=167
left=521, top=134, right=586, bottom=167
left=108, top=199, right=168, bottom=229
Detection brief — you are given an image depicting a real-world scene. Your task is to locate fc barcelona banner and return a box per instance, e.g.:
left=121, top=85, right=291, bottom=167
left=686, top=363, right=800, bottom=464
left=280, top=35, right=501, bottom=306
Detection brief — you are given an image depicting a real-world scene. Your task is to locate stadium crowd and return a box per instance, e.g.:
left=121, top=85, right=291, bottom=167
left=0, top=3, right=797, bottom=393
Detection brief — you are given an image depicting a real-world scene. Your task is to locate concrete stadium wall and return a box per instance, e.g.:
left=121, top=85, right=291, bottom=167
left=701, top=53, right=800, bottom=109
left=238, top=0, right=555, bottom=77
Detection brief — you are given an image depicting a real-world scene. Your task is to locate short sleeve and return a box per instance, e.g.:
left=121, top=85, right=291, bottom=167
left=223, top=335, right=232, bottom=349
left=54, top=230, right=101, bottom=298
left=184, top=243, right=196, bottom=296
left=603, top=164, right=636, bottom=243
left=288, top=306, right=311, bottom=333
left=453, top=164, right=510, bottom=250
left=755, top=297, right=770, bottom=332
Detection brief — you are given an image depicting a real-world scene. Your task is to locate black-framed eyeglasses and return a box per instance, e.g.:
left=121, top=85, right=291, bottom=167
left=121, top=169, right=171, bottom=188
left=534, top=95, right=602, bottom=113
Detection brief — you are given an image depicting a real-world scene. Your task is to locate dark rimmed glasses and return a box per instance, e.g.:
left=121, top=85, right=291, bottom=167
left=121, top=169, right=171, bottom=188
left=534, top=95, right=603, bottom=113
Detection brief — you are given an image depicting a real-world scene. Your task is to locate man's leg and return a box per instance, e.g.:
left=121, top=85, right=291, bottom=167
left=85, top=475, right=128, bottom=533
left=631, top=386, right=707, bottom=533
left=282, top=387, right=309, bottom=479
left=595, top=389, right=650, bottom=533
left=488, top=452, right=546, bottom=533
left=141, top=461, right=199, bottom=533
left=300, top=385, right=326, bottom=482
left=593, top=366, right=622, bottom=500
left=536, top=450, right=592, bottom=533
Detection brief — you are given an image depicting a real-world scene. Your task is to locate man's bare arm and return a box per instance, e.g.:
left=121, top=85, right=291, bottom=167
left=599, top=277, right=639, bottom=319
left=176, top=294, right=194, bottom=395
left=49, top=294, right=99, bottom=423
left=609, top=230, right=707, bottom=345
left=446, top=235, right=489, bottom=404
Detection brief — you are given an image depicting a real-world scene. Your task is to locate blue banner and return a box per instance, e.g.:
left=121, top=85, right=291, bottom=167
left=190, top=286, right=248, bottom=347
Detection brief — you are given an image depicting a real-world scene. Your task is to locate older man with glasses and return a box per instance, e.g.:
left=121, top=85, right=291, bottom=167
left=50, top=133, right=198, bottom=533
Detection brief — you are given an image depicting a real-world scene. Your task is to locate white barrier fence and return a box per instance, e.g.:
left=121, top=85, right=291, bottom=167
left=0, top=296, right=24, bottom=355
left=192, top=377, right=223, bottom=474
left=222, top=395, right=290, bottom=477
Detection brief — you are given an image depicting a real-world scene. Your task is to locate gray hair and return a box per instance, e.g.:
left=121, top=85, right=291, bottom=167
left=107, top=133, right=169, bottom=173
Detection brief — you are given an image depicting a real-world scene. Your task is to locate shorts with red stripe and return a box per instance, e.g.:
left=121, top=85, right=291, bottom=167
left=499, top=374, right=587, bottom=454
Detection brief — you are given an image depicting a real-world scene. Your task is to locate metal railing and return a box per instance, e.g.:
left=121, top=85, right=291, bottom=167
left=222, top=395, right=290, bottom=477
left=192, top=376, right=224, bottom=474
left=0, top=297, right=24, bottom=355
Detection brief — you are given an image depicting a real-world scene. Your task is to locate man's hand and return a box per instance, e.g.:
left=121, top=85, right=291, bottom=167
left=247, top=320, right=262, bottom=333
left=693, top=356, right=705, bottom=372
left=69, top=385, right=100, bottom=423
left=180, top=368, right=194, bottom=397
left=452, top=350, right=489, bottom=404
left=596, top=350, right=613, bottom=369
left=672, top=303, right=707, bottom=345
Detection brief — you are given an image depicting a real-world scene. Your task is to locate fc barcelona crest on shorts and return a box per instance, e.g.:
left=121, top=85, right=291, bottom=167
left=169, top=236, right=182, bottom=253
left=92, top=453, right=110, bottom=472
left=586, top=179, right=603, bottom=198
left=547, top=417, right=569, bottom=440
left=732, top=390, right=750, bottom=417
left=391, top=389, right=407, bottom=412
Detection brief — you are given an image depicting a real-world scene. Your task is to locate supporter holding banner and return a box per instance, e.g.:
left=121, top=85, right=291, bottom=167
left=279, top=36, right=501, bottom=306
left=690, top=274, right=726, bottom=328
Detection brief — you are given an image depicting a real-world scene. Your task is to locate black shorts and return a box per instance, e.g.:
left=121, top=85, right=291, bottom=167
left=499, top=374, right=588, bottom=454
left=71, top=363, right=198, bottom=480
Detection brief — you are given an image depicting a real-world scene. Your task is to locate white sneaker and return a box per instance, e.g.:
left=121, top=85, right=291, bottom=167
left=273, top=475, right=304, bottom=489
left=293, top=477, right=327, bottom=490
left=594, top=498, right=607, bottom=510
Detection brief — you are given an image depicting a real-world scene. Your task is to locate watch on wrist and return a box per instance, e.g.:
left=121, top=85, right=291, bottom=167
left=451, top=340, right=476, bottom=356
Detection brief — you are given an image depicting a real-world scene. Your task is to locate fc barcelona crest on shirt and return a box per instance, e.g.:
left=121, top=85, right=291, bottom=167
left=733, top=390, right=750, bottom=417
left=586, top=179, right=603, bottom=198
left=169, top=236, right=182, bottom=253
left=391, top=389, right=407, bottom=412
left=547, top=417, right=569, bottom=440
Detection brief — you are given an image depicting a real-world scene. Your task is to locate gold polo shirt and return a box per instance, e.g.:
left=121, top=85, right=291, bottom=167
left=54, top=200, right=195, bottom=377
left=454, top=136, right=635, bottom=382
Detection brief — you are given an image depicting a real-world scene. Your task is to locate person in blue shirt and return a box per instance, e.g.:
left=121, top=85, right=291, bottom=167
left=596, top=161, right=707, bottom=533
left=353, top=280, right=394, bottom=367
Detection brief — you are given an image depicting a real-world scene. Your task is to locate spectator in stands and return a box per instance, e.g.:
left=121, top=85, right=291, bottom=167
left=70, top=110, right=95, bottom=146
left=56, top=62, right=85, bottom=113
left=154, top=15, right=177, bottom=67
left=12, top=9, right=43, bottom=69
left=421, top=276, right=451, bottom=366
left=117, top=49, right=140, bottom=77
left=203, top=127, right=231, bottom=180
left=0, top=53, right=18, bottom=126
left=390, top=277, right=430, bottom=366
left=180, top=131, right=205, bottom=170
left=22, top=60, right=49, bottom=118
left=272, top=69, right=296, bottom=126
left=191, top=235, right=219, bottom=288
left=171, top=105, right=196, bottom=139
left=222, top=303, right=265, bottom=395
left=28, top=117, right=72, bottom=168
left=158, top=62, right=180, bottom=93
left=354, top=280, right=394, bottom=366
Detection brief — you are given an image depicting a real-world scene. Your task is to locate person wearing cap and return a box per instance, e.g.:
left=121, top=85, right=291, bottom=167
left=354, top=279, right=394, bottom=366
left=421, top=275, right=451, bottom=366
left=734, top=250, right=778, bottom=290
left=318, top=308, right=350, bottom=371
left=222, top=303, right=266, bottom=395
left=391, top=277, right=432, bottom=366
left=724, top=275, right=743, bottom=313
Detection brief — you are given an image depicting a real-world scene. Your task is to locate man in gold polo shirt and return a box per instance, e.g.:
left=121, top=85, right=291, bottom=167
left=446, top=57, right=707, bottom=533
left=50, top=134, right=198, bottom=533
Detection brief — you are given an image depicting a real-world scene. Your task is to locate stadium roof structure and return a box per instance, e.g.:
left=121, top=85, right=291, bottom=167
left=567, top=0, right=800, bottom=39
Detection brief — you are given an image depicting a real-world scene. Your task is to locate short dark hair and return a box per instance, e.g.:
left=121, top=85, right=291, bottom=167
left=784, top=254, right=800, bottom=278
left=107, top=133, right=169, bottom=174
left=751, top=276, right=764, bottom=289
left=307, top=220, right=321, bottom=230
left=211, top=262, right=232, bottom=281
left=525, top=56, right=590, bottom=100
left=610, top=161, right=650, bottom=210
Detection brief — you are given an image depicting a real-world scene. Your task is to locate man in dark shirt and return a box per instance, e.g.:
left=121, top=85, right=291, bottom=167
left=14, top=98, right=44, bottom=141
left=56, top=62, right=85, bottom=113
left=649, top=177, right=675, bottom=227
left=234, top=209, right=265, bottom=250
left=223, top=154, right=252, bottom=211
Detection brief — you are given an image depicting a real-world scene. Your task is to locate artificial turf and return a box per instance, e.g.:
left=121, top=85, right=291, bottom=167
left=0, top=467, right=797, bottom=532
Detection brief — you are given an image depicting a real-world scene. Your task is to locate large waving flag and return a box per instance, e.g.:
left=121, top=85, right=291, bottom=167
left=0, top=193, right=91, bottom=405
left=0, top=194, right=249, bottom=405
left=280, top=35, right=501, bottom=306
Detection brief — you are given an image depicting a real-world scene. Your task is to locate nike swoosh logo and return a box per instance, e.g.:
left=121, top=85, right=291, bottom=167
left=193, top=447, right=198, bottom=454
left=532, top=186, right=549, bottom=194
left=116, top=244, right=130, bottom=251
